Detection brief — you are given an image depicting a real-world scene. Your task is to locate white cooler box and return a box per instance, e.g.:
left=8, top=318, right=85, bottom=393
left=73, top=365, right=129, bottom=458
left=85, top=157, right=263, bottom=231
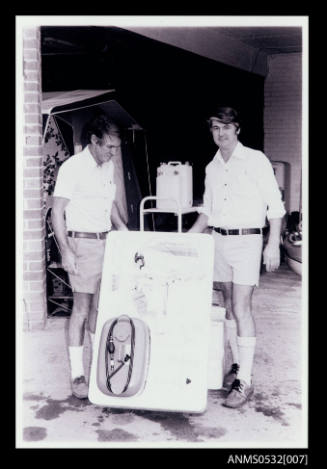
left=208, top=306, right=225, bottom=390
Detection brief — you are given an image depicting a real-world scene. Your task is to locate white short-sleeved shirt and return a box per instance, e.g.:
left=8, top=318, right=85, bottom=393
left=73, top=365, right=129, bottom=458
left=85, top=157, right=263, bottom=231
left=53, top=145, right=116, bottom=232
left=201, top=141, right=286, bottom=228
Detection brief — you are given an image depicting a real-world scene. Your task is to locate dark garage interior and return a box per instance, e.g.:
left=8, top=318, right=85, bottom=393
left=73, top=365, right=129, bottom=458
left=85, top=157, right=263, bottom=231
left=41, top=26, right=265, bottom=203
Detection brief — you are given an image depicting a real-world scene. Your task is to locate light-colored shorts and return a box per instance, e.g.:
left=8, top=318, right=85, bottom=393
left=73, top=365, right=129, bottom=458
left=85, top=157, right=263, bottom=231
left=67, top=237, right=106, bottom=294
left=212, top=230, right=263, bottom=286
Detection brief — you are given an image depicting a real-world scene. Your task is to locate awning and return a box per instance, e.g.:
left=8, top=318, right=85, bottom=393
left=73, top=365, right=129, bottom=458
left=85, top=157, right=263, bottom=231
left=41, top=89, right=115, bottom=115
left=42, top=89, right=143, bottom=130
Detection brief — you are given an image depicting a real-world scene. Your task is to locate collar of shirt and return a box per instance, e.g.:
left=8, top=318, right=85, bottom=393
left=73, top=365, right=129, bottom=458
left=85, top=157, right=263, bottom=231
left=213, top=141, right=246, bottom=165
left=81, top=145, right=110, bottom=169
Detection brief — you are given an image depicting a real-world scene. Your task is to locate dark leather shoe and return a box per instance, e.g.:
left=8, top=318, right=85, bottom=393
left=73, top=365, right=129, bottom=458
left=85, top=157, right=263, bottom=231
left=71, top=376, right=89, bottom=399
left=223, top=363, right=239, bottom=389
left=223, top=378, right=254, bottom=408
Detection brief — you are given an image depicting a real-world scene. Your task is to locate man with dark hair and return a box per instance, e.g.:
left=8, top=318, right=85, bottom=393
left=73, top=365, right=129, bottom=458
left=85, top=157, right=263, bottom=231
left=52, top=113, right=128, bottom=399
left=189, top=106, right=285, bottom=408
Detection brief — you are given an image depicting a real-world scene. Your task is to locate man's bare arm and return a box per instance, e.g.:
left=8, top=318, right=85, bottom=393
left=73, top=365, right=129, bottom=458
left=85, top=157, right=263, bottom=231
left=51, top=196, right=77, bottom=274
left=111, top=201, right=128, bottom=231
left=187, top=213, right=209, bottom=233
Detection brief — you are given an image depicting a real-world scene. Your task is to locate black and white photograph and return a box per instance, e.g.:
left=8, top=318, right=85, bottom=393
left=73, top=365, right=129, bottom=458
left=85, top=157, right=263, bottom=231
left=16, top=15, right=308, bottom=450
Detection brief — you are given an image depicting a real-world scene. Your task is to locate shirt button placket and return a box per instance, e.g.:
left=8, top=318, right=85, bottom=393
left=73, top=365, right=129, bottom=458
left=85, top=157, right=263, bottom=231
left=224, top=174, right=228, bottom=201
left=222, top=167, right=228, bottom=219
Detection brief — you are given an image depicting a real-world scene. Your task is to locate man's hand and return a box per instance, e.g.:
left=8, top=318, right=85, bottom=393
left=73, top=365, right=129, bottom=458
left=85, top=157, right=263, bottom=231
left=264, top=217, right=283, bottom=272
left=187, top=213, right=209, bottom=233
left=263, top=242, right=280, bottom=272
left=61, top=246, right=78, bottom=275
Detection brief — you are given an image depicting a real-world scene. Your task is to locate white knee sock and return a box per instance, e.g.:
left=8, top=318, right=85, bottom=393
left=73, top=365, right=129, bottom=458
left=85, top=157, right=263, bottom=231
left=224, top=319, right=239, bottom=365
left=68, top=346, right=85, bottom=380
left=237, top=336, right=256, bottom=385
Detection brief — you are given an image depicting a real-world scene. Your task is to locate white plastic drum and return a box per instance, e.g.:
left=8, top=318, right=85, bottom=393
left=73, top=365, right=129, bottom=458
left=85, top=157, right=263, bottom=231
left=156, top=161, right=193, bottom=209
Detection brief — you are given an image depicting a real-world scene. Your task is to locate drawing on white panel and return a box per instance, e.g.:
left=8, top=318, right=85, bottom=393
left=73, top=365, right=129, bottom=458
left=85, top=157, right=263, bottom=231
left=96, top=237, right=208, bottom=398
left=109, top=238, right=208, bottom=327
left=89, top=231, right=214, bottom=412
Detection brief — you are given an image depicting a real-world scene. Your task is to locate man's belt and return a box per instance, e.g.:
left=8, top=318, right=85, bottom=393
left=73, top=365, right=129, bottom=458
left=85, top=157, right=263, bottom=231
left=212, top=227, right=263, bottom=236
left=67, top=231, right=109, bottom=240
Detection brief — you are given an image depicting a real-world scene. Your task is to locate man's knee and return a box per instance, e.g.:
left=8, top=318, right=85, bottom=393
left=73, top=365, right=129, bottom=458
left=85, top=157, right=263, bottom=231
left=72, top=293, right=92, bottom=319
left=232, top=284, right=254, bottom=320
left=232, top=303, right=255, bottom=328
left=232, top=305, right=252, bottom=323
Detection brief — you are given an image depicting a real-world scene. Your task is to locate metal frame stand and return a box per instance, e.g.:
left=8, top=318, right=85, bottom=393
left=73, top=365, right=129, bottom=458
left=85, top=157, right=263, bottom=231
left=139, top=196, right=199, bottom=233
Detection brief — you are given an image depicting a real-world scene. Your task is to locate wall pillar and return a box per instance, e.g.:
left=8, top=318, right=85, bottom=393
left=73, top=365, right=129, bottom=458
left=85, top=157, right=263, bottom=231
left=22, top=26, right=47, bottom=330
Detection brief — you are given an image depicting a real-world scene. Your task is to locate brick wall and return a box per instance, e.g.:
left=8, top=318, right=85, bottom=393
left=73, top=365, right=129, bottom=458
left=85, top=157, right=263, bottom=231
left=264, top=53, right=302, bottom=213
left=22, top=27, right=47, bottom=330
